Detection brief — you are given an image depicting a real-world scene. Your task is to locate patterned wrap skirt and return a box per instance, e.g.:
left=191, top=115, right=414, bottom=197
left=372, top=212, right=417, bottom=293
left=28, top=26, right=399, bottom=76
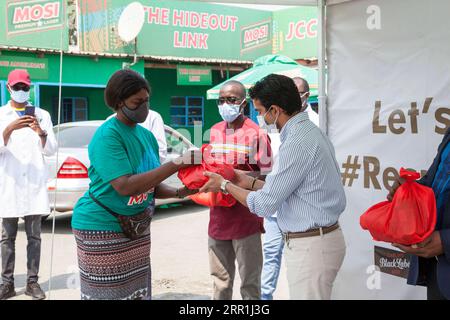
left=73, top=229, right=151, bottom=300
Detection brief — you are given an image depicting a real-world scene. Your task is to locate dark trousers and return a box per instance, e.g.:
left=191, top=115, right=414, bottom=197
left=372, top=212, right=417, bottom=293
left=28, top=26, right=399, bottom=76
left=1, top=216, right=42, bottom=285
left=427, top=258, right=447, bottom=300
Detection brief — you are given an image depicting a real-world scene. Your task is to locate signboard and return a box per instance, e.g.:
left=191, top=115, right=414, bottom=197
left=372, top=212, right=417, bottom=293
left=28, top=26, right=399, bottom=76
left=177, top=65, right=212, bottom=86
left=0, top=56, right=49, bottom=80
left=272, top=6, right=318, bottom=59
left=0, top=0, right=68, bottom=50
left=6, top=0, right=64, bottom=36
left=240, top=20, right=272, bottom=54
left=1, top=1, right=318, bottom=62
left=77, top=0, right=273, bottom=61
left=327, top=0, right=450, bottom=299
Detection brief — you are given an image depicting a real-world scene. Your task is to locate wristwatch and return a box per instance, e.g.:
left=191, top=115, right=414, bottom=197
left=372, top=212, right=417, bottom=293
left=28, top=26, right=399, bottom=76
left=220, top=179, right=230, bottom=194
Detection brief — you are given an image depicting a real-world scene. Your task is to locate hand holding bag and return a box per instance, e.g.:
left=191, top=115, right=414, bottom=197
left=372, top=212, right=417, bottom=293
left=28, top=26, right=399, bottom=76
left=360, top=168, right=436, bottom=245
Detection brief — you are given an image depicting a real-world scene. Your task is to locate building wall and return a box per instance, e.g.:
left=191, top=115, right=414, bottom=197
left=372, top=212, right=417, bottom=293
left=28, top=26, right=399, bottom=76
left=0, top=50, right=144, bottom=85
left=145, top=68, right=230, bottom=146
left=39, top=85, right=112, bottom=124
left=1, top=50, right=247, bottom=146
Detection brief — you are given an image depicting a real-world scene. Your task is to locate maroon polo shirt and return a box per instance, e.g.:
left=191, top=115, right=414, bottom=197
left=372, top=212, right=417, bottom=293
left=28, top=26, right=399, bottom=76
left=208, top=117, right=272, bottom=240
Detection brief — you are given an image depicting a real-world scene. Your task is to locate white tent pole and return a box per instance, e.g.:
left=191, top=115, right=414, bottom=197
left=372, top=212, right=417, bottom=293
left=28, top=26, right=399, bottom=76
left=48, top=4, right=66, bottom=300
left=318, top=0, right=328, bottom=134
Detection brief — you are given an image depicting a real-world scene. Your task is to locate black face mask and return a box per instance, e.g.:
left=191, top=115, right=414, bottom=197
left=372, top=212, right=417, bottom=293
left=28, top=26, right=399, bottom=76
left=122, top=101, right=149, bottom=123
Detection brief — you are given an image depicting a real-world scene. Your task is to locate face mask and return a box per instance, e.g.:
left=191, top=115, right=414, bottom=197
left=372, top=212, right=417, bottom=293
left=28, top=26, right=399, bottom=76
left=300, top=92, right=309, bottom=112
left=10, top=89, right=30, bottom=104
left=257, top=107, right=279, bottom=133
left=218, top=100, right=244, bottom=123
left=122, top=101, right=149, bottom=123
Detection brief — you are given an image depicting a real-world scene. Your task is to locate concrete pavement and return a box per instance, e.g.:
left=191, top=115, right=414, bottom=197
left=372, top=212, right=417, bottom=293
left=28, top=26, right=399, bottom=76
left=5, top=202, right=289, bottom=300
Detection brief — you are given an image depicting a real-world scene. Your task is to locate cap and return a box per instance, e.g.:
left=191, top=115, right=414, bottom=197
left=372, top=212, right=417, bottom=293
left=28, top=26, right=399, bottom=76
left=7, top=69, right=31, bottom=86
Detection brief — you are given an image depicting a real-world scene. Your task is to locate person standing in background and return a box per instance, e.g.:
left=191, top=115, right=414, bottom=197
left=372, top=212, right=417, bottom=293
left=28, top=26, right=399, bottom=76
left=208, top=80, right=272, bottom=300
left=0, top=69, right=57, bottom=300
left=293, top=77, right=319, bottom=127
left=107, top=109, right=167, bottom=163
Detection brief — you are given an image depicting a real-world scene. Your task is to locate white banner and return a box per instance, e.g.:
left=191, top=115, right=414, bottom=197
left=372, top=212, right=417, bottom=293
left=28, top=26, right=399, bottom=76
left=327, top=0, right=450, bottom=299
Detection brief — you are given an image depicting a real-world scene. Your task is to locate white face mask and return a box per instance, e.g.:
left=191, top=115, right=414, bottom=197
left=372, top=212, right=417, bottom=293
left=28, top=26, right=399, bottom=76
left=257, top=107, right=279, bottom=133
left=9, top=89, right=30, bottom=104
left=218, top=100, right=244, bottom=123
left=300, top=92, right=309, bottom=111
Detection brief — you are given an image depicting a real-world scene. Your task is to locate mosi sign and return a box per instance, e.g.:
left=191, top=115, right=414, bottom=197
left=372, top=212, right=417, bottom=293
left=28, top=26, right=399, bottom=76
left=240, top=20, right=272, bottom=53
left=7, top=0, right=63, bottom=36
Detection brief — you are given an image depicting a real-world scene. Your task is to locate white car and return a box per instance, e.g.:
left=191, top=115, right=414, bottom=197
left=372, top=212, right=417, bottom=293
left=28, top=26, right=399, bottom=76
left=45, top=120, right=194, bottom=218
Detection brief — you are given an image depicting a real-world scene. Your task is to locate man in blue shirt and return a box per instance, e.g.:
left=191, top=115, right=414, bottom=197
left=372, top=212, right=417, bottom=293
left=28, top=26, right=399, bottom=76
left=389, top=127, right=450, bottom=300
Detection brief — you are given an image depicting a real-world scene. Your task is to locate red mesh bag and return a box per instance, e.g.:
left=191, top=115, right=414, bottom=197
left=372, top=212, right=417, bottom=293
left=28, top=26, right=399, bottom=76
left=360, top=168, right=437, bottom=245
left=178, top=144, right=236, bottom=207
left=189, top=192, right=236, bottom=207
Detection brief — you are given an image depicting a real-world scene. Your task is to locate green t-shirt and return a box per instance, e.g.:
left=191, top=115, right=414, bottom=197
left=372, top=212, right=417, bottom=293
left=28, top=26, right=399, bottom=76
left=72, top=117, right=160, bottom=232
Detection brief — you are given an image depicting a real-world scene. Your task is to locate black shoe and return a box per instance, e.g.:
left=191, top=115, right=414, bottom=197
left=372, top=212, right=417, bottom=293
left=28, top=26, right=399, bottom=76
left=25, top=282, right=46, bottom=300
left=0, top=283, right=16, bottom=300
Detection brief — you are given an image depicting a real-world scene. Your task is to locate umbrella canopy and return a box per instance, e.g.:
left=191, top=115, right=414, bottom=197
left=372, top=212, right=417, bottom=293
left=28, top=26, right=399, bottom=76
left=206, top=54, right=318, bottom=100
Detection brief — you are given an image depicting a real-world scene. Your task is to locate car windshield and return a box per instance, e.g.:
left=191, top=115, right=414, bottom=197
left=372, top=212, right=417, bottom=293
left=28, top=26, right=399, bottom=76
left=53, top=125, right=99, bottom=148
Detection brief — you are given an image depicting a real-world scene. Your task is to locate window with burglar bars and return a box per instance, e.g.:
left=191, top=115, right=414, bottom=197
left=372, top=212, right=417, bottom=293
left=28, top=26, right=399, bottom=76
left=170, top=96, right=204, bottom=127
left=52, top=97, right=88, bottom=124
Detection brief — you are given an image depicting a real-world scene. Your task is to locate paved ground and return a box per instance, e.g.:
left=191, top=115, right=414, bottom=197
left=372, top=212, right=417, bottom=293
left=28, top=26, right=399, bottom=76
left=6, top=202, right=289, bottom=300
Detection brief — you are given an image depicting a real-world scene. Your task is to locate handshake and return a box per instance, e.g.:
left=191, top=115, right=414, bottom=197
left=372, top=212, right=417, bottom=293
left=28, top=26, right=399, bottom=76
left=171, top=145, right=258, bottom=207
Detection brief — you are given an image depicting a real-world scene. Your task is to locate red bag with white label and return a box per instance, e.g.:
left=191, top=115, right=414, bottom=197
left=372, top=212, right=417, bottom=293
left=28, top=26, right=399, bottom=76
left=360, top=168, right=437, bottom=245
left=178, top=144, right=236, bottom=207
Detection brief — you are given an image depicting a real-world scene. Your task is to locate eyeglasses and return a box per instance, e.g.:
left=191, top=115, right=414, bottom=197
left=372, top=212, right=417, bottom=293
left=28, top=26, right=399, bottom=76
left=217, top=97, right=243, bottom=105
left=11, top=84, right=30, bottom=92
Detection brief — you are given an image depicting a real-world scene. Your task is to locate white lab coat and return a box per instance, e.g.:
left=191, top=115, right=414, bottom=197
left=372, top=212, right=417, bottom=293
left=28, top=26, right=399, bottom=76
left=107, top=109, right=168, bottom=162
left=306, top=105, right=319, bottom=127
left=0, top=101, right=57, bottom=217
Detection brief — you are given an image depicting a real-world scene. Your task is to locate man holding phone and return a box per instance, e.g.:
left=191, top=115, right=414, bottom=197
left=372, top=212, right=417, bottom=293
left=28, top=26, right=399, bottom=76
left=0, top=69, right=57, bottom=300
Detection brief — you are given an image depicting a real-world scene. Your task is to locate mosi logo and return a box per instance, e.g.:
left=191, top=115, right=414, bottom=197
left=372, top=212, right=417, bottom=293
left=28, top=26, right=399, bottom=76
left=13, top=2, right=60, bottom=24
left=244, top=25, right=269, bottom=44
left=241, top=20, right=271, bottom=53
left=7, top=0, right=63, bottom=36
left=128, top=193, right=149, bottom=206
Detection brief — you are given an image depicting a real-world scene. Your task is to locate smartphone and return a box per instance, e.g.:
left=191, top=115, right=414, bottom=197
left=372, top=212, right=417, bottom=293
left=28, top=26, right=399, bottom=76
left=24, top=106, right=35, bottom=116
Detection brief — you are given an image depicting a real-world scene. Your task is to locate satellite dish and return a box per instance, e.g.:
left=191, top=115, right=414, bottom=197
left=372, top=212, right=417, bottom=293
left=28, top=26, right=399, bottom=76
left=118, top=2, right=145, bottom=43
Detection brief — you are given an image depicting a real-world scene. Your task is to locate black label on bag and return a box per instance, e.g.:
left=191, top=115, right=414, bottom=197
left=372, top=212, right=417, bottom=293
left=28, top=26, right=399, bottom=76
left=374, top=246, right=411, bottom=279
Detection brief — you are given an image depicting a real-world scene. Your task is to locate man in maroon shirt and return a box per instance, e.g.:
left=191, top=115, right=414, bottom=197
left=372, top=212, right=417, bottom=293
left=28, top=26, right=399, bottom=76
left=208, top=81, right=272, bottom=300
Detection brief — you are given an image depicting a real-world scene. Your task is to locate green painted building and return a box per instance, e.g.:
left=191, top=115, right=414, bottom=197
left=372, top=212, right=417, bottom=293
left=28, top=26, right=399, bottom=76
left=0, top=48, right=248, bottom=146
left=0, top=0, right=317, bottom=145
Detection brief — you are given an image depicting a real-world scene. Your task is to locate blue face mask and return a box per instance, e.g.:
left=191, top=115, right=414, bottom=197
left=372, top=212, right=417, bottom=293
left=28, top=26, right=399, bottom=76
left=218, top=100, right=244, bottom=123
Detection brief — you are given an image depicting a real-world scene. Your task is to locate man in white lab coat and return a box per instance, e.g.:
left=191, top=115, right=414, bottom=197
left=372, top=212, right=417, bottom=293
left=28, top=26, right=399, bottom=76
left=107, top=109, right=167, bottom=163
left=293, top=77, right=319, bottom=127
left=0, top=69, right=57, bottom=300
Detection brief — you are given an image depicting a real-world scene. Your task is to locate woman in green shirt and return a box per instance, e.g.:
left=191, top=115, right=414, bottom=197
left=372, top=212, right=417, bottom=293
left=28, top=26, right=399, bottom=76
left=72, top=69, right=197, bottom=300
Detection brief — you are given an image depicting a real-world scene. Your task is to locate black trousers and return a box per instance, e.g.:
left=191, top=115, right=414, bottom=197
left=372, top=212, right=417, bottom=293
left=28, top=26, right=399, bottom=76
left=1, top=216, right=42, bottom=285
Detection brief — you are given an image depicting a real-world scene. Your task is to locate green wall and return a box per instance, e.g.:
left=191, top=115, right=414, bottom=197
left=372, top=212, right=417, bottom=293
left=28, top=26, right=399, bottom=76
left=0, top=51, right=144, bottom=86
left=39, top=86, right=112, bottom=124
left=1, top=50, right=245, bottom=147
